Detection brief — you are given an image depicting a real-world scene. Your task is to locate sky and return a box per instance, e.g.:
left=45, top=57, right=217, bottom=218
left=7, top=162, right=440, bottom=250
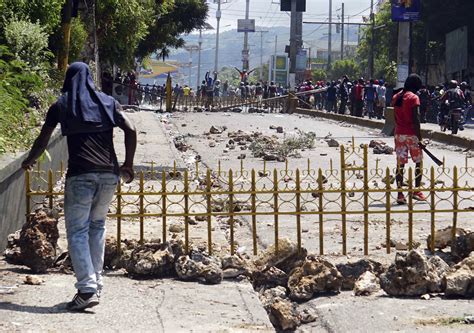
left=205, top=0, right=375, bottom=31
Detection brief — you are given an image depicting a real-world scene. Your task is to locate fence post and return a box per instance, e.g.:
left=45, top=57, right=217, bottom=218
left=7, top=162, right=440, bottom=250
left=385, top=167, right=392, bottom=254
left=184, top=169, right=190, bottom=254
left=429, top=167, right=436, bottom=253
left=318, top=168, right=324, bottom=255
left=295, top=169, right=302, bottom=253
left=161, top=171, right=167, bottom=243
left=251, top=169, right=258, bottom=255
left=363, top=145, right=369, bottom=255
left=340, top=147, right=347, bottom=255
left=408, top=167, right=414, bottom=250
left=228, top=169, right=235, bottom=255
left=48, top=170, right=54, bottom=209
left=273, top=169, right=279, bottom=253
left=206, top=169, right=213, bottom=255
left=452, top=166, right=458, bottom=241
left=139, top=171, right=144, bottom=244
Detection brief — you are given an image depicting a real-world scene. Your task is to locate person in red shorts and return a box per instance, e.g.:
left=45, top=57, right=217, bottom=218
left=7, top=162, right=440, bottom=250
left=392, top=74, right=427, bottom=204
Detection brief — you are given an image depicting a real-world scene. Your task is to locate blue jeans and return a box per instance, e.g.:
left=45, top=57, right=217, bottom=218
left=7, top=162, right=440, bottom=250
left=65, top=172, right=118, bottom=293
left=366, top=100, right=374, bottom=118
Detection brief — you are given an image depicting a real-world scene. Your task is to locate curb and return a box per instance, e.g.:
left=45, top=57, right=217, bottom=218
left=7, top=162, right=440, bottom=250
left=295, top=108, right=474, bottom=150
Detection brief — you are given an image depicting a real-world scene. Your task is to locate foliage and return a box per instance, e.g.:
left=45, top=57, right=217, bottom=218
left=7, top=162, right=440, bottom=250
left=218, top=66, right=241, bottom=88
left=0, top=45, right=46, bottom=154
left=329, top=59, right=361, bottom=81
left=311, top=68, right=327, bottom=82
left=136, top=0, right=208, bottom=61
left=0, top=0, right=65, bottom=35
left=68, top=17, right=88, bottom=63
left=3, top=18, right=51, bottom=69
left=249, top=131, right=316, bottom=159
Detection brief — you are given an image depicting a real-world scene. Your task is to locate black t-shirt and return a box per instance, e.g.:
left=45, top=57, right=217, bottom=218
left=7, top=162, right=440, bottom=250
left=45, top=102, right=125, bottom=178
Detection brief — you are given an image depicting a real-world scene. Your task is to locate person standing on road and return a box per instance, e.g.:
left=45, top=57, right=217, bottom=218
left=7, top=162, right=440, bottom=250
left=392, top=73, right=426, bottom=205
left=338, top=77, right=349, bottom=115
left=326, top=81, right=337, bottom=113
left=376, top=80, right=387, bottom=119
left=364, top=79, right=378, bottom=119
left=354, top=79, right=365, bottom=117
left=21, top=62, right=137, bottom=311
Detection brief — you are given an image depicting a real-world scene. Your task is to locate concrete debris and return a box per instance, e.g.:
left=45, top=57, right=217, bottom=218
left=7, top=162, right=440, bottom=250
left=326, top=138, right=339, bottom=148
left=252, top=266, right=288, bottom=290
left=237, top=153, right=246, bottom=159
left=4, top=209, right=60, bottom=273
left=368, top=140, right=386, bottom=148
left=450, top=232, right=474, bottom=261
left=380, top=250, right=449, bottom=296
left=24, top=275, right=44, bottom=285
left=209, top=141, right=216, bottom=147
left=222, top=268, right=247, bottom=279
left=267, top=297, right=300, bottom=331
left=169, top=223, right=184, bottom=233
left=336, top=259, right=385, bottom=290
left=209, top=125, right=227, bottom=134
left=444, top=253, right=474, bottom=297
left=221, top=254, right=249, bottom=271
left=427, top=227, right=468, bottom=250
left=125, top=240, right=184, bottom=278
left=259, top=286, right=288, bottom=308
left=276, top=126, right=284, bottom=133
left=395, top=242, right=408, bottom=251
left=175, top=250, right=223, bottom=284
left=173, top=135, right=189, bottom=152
left=353, top=271, right=380, bottom=296
left=288, top=255, right=342, bottom=301
left=253, top=239, right=306, bottom=273
left=373, top=145, right=394, bottom=155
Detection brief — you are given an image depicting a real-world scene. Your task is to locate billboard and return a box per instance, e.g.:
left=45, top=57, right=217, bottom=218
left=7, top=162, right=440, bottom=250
left=295, top=49, right=307, bottom=71
left=237, top=19, right=255, bottom=33
left=446, top=26, right=468, bottom=74
left=391, top=0, right=421, bottom=22
left=270, top=55, right=289, bottom=86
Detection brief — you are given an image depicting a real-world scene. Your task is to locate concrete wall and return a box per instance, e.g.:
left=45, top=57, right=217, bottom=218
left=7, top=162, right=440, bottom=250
left=0, top=133, right=67, bottom=250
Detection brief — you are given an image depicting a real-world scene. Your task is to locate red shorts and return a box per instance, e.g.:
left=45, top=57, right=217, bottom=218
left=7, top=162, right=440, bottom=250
left=394, top=134, right=423, bottom=164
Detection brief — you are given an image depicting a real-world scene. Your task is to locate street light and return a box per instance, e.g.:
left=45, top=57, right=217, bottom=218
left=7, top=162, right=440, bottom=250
left=213, top=0, right=230, bottom=73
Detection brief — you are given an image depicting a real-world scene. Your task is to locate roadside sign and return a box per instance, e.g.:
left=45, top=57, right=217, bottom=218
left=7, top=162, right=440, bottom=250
left=391, top=0, right=421, bottom=22
left=237, top=19, right=255, bottom=33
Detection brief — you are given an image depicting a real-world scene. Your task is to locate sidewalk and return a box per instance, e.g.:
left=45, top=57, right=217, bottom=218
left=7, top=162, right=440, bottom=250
left=0, top=260, right=273, bottom=332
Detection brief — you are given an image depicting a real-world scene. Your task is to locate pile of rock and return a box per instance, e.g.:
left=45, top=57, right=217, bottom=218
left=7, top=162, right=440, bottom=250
left=4, top=209, right=60, bottom=273
left=369, top=140, right=394, bottom=155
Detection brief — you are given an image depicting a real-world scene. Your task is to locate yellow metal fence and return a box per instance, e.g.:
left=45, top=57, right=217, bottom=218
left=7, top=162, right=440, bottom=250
left=26, top=143, right=474, bottom=256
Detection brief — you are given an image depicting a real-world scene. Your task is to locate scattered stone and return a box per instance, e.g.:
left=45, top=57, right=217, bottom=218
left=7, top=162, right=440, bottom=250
left=209, top=141, right=216, bottom=147
left=354, top=271, right=380, bottom=296
left=195, top=215, right=206, bottom=222
left=288, top=255, right=342, bottom=301
left=444, top=253, right=474, bottom=297
left=369, top=140, right=386, bottom=148
left=253, top=238, right=306, bottom=273
left=175, top=250, right=223, bottom=284
left=451, top=232, right=474, bottom=260
left=252, top=266, right=288, bottom=290
left=420, top=293, right=430, bottom=300
left=258, top=171, right=269, bottom=177
left=5, top=209, right=60, bottom=273
left=326, top=138, right=340, bottom=148
left=24, top=275, right=44, bottom=285
left=380, top=250, right=449, bottom=296
left=373, top=145, right=394, bottom=155
left=125, top=240, right=184, bottom=278
left=336, top=259, right=385, bottom=290
left=427, top=227, right=468, bottom=250
left=395, top=241, right=408, bottom=251
left=173, top=136, right=189, bottom=152
left=223, top=148, right=229, bottom=153
left=209, top=125, right=227, bottom=134
left=181, top=123, right=187, bottom=127
left=221, top=254, right=249, bottom=271
left=267, top=298, right=300, bottom=331
left=276, top=126, right=284, bottom=133
left=223, top=268, right=246, bottom=279
left=237, top=154, right=246, bottom=160
left=169, top=224, right=184, bottom=233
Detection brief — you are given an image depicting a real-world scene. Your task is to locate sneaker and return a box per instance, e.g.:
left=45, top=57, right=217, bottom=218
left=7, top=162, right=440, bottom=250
left=412, top=191, right=427, bottom=201
left=397, top=193, right=407, bottom=205
left=66, top=292, right=100, bottom=311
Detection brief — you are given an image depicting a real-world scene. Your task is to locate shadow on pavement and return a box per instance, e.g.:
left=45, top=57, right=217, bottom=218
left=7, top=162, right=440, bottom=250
left=0, top=301, right=96, bottom=314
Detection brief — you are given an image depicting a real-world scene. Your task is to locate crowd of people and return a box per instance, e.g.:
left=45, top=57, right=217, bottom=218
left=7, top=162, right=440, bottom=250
left=296, top=76, right=473, bottom=126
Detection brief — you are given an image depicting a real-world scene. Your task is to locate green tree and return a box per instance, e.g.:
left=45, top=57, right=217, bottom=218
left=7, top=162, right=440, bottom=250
left=329, top=59, right=361, bottom=80
left=311, top=68, right=327, bottom=82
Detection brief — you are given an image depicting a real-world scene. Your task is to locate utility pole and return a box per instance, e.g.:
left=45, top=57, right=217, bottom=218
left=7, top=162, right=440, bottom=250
left=289, top=0, right=297, bottom=87
left=214, top=0, right=222, bottom=73
left=340, top=2, right=344, bottom=60
left=242, top=0, right=250, bottom=70
left=328, top=0, right=332, bottom=70
left=369, top=0, right=375, bottom=78
left=258, top=31, right=269, bottom=81
left=273, top=34, right=278, bottom=82
left=197, top=29, right=203, bottom=89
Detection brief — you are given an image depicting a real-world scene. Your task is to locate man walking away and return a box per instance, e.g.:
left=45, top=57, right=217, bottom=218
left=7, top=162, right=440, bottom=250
left=364, top=79, right=378, bottom=119
left=392, top=74, right=426, bottom=205
left=326, top=81, right=337, bottom=113
left=22, top=62, right=137, bottom=311
left=376, top=81, right=387, bottom=119
left=355, top=79, right=364, bottom=117
left=418, top=85, right=430, bottom=123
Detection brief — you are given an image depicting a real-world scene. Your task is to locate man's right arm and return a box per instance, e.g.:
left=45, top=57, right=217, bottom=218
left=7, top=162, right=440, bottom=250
left=115, top=107, right=137, bottom=183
